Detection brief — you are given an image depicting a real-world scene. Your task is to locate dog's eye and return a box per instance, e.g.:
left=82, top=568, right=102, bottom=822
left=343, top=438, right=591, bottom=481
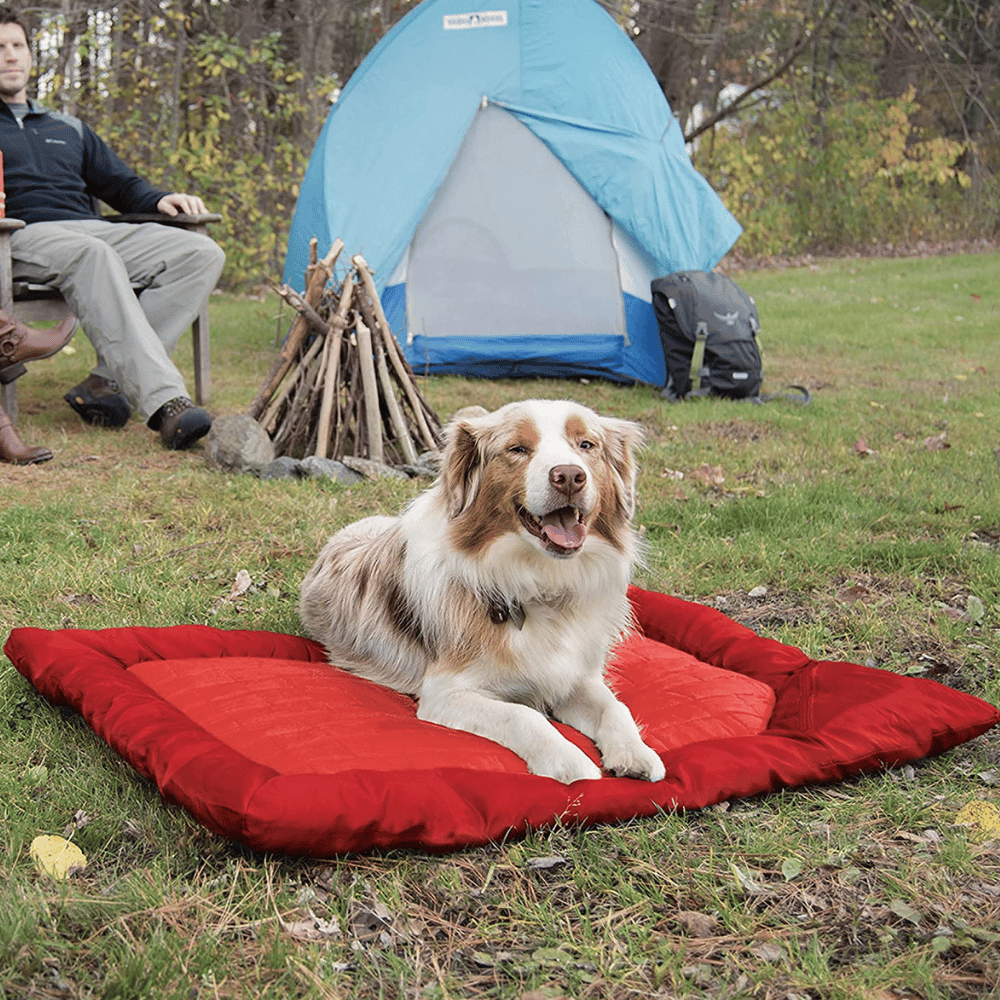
left=578, top=439, right=596, bottom=451
left=508, top=444, right=529, bottom=456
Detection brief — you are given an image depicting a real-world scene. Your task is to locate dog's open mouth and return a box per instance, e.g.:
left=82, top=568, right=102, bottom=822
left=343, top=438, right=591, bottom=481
left=518, top=505, right=586, bottom=555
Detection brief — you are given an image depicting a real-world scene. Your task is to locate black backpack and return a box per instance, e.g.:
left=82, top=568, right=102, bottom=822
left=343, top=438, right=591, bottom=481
left=651, top=270, right=764, bottom=400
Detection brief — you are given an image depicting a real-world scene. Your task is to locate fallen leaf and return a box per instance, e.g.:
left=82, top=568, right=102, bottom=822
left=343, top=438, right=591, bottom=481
left=349, top=900, right=394, bottom=942
left=749, top=942, right=785, bottom=961
left=781, top=856, right=804, bottom=881
left=281, top=909, right=341, bottom=942
left=675, top=910, right=719, bottom=937
left=956, top=800, right=1000, bottom=841
left=472, top=951, right=521, bottom=968
left=889, top=898, right=923, bottom=925
left=57, top=593, right=100, bottom=607
left=209, top=569, right=256, bottom=615
left=965, top=595, right=985, bottom=624
left=952, top=920, right=1000, bottom=944
left=526, top=855, right=569, bottom=871
left=692, top=463, right=725, bottom=489
left=839, top=866, right=863, bottom=885
left=30, top=835, right=87, bottom=879
left=680, top=963, right=715, bottom=986
left=531, top=946, right=574, bottom=965
left=923, top=433, right=950, bottom=451
left=227, top=569, right=253, bottom=599
left=62, top=810, right=91, bottom=838
left=839, top=585, right=871, bottom=603
left=731, top=862, right=765, bottom=894
left=854, top=438, right=876, bottom=457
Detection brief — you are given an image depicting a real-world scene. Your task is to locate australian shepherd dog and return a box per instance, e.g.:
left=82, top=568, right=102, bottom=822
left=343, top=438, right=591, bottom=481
left=300, top=399, right=665, bottom=784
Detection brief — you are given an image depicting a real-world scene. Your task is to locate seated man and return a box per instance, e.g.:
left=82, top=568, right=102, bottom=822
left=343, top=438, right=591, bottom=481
left=0, top=5, right=226, bottom=450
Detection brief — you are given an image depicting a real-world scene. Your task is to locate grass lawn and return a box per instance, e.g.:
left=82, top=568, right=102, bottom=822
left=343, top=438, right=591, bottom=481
left=1, top=250, right=998, bottom=999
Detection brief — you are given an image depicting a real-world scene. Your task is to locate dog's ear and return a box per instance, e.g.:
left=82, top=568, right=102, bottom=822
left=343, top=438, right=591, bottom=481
left=450, top=405, right=489, bottom=422
left=441, top=417, right=486, bottom=518
left=600, top=416, right=643, bottom=519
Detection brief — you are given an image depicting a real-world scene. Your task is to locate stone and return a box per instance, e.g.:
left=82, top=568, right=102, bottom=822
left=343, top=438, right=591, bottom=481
left=203, top=414, right=275, bottom=473
left=396, top=462, right=439, bottom=479
left=340, top=455, right=410, bottom=480
left=300, top=456, right=365, bottom=484
left=257, top=456, right=303, bottom=480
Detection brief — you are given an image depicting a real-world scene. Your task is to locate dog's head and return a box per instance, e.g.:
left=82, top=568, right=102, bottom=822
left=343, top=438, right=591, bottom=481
left=439, top=400, right=642, bottom=559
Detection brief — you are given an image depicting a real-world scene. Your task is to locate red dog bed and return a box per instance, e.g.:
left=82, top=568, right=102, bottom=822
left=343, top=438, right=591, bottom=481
left=6, top=586, right=997, bottom=857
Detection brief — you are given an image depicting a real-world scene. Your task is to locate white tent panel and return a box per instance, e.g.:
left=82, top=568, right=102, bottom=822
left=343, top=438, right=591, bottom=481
left=405, top=105, right=625, bottom=344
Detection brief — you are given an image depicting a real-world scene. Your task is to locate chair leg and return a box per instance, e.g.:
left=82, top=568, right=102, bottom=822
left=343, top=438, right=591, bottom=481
left=192, top=305, right=211, bottom=406
left=1, top=379, right=17, bottom=425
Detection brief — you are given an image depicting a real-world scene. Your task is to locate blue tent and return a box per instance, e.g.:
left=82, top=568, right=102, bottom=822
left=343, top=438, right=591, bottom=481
left=283, top=0, right=742, bottom=386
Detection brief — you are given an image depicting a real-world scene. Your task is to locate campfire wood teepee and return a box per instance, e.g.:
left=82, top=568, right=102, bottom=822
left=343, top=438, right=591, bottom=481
left=251, top=239, right=442, bottom=465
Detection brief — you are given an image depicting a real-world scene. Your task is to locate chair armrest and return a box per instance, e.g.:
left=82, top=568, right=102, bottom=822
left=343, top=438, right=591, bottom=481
left=0, top=218, right=27, bottom=234
left=104, top=212, right=222, bottom=227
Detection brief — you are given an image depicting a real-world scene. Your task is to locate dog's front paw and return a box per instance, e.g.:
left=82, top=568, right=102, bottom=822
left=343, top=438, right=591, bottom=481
left=528, top=742, right=602, bottom=784
left=601, top=739, right=666, bottom=782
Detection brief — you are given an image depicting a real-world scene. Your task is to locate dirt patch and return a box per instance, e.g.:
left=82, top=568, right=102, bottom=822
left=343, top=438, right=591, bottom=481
left=688, top=572, right=997, bottom=696
left=704, top=419, right=776, bottom=444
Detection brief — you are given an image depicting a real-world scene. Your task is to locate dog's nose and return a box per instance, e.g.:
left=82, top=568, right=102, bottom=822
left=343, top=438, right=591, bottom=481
left=549, top=464, right=587, bottom=498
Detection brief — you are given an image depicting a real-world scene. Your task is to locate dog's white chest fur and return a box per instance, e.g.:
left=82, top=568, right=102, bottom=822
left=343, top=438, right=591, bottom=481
left=300, top=399, right=665, bottom=784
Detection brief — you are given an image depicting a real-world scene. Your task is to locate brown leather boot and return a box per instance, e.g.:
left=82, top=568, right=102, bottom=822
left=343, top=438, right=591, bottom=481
left=0, top=406, right=53, bottom=464
left=0, top=311, right=78, bottom=384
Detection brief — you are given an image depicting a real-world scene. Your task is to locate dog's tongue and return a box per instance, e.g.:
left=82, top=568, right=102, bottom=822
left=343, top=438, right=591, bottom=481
left=540, top=508, right=585, bottom=550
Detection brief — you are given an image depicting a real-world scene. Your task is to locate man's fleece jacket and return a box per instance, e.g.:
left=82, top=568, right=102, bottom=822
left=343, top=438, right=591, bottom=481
left=0, top=99, right=167, bottom=224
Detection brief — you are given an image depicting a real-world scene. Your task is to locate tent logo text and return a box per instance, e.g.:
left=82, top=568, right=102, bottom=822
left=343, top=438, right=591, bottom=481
left=443, top=10, right=508, bottom=30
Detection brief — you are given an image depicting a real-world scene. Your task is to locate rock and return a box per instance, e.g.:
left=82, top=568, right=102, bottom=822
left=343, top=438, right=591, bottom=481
left=258, top=456, right=303, bottom=480
left=396, top=462, right=439, bottom=479
left=300, top=456, right=365, bottom=484
left=203, top=414, right=275, bottom=473
left=340, top=455, right=410, bottom=480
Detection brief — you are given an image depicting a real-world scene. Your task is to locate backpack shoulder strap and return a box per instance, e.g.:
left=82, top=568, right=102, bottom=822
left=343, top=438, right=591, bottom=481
left=688, top=320, right=711, bottom=396
left=757, top=385, right=812, bottom=405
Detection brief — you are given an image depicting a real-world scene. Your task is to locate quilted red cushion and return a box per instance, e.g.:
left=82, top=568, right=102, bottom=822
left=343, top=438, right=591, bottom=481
left=124, top=633, right=775, bottom=776
left=6, top=585, right=997, bottom=857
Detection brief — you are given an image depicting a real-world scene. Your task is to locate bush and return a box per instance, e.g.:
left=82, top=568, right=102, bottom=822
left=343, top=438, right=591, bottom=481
left=694, top=87, right=992, bottom=257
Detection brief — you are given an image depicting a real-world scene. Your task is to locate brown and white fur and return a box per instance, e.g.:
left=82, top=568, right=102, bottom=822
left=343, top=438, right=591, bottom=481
left=300, top=399, right=665, bottom=784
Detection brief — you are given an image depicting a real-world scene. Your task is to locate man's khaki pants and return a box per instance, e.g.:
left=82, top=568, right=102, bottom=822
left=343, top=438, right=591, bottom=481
left=11, top=219, right=226, bottom=421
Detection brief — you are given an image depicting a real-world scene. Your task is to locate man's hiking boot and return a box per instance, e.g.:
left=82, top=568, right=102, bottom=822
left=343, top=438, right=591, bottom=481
left=149, top=396, right=211, bottom=451
left=64, top=373, right=132, bottom=428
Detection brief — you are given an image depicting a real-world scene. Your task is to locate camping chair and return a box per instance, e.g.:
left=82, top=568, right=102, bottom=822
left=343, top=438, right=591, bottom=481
left=0, top=212, right=220, bottom=423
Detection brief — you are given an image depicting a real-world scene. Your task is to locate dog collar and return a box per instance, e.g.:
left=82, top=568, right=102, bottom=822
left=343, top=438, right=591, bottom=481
left=486, top=595, right=526, bottom=630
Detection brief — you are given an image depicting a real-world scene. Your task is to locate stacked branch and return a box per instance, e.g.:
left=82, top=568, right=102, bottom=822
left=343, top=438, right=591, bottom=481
left=250, top=239, right=442, bottom=465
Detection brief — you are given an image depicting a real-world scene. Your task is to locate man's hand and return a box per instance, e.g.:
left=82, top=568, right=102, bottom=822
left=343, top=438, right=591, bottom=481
left=157, top=193, right=209, bottom=217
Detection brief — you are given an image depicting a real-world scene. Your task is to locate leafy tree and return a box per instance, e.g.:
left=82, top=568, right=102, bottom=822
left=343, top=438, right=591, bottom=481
left=16, top=0, right=998, bottom=288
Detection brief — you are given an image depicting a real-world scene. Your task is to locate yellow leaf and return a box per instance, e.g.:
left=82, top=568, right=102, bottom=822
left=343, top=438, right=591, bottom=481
left=956, top=800, right=1000, bottom=841
left=30, top=835, right=88, bottom=879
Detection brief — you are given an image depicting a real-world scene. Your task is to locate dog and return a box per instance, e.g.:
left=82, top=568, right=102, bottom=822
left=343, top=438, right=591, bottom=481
left=299, top=399, right=665, bottom=784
